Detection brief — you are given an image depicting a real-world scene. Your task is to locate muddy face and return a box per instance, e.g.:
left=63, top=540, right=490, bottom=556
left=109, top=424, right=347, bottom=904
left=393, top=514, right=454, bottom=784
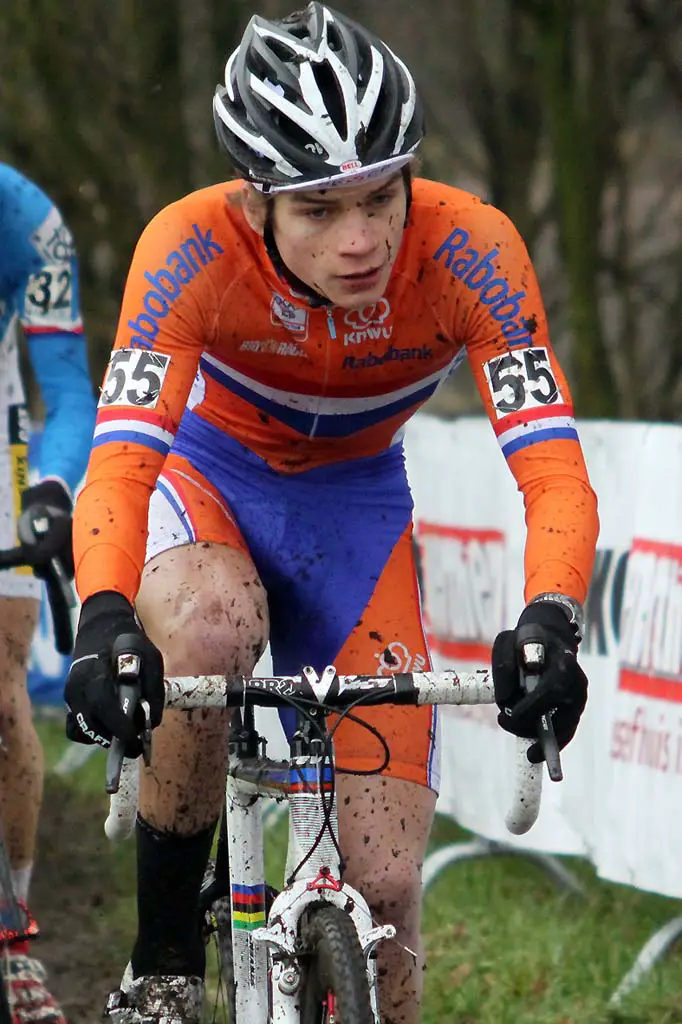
left=244, top=173, right=407, bottom=309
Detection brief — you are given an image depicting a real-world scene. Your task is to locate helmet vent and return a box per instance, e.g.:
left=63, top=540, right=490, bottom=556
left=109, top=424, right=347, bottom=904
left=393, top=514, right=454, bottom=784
left=281, top=8, right=310, bottom=36
left=311, top=61, right=347, bottom=139
left=325, top=21, right=346, bottom=53
left=266, top=38, right=299, bottom=63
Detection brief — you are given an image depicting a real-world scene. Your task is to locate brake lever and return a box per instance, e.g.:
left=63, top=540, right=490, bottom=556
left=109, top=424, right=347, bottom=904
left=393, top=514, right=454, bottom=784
left=517, top=634, right=564, bottom=783
left=20, top=511, right=76, bottom=608
left=139, top=699, right=153, bottom=767
left=16, top=510, right=76, bottom=653
left=105, top=650, right=152, bottom=794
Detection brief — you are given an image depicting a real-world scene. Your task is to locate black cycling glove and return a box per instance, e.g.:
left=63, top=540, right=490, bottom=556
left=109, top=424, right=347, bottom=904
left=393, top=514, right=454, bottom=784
left=492, top=598, right=588, bottom=764
left=65, top=591, right=165, bottom=757
left=18, top=478, right=74, bottom=580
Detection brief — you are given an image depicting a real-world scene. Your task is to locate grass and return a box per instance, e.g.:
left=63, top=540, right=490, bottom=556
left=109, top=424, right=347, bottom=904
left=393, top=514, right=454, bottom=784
left=36, top=713, right=138, bottom=989
left=422, top=815, right=682, bottom=1023
left=36, top=717, right=682, bottom=1023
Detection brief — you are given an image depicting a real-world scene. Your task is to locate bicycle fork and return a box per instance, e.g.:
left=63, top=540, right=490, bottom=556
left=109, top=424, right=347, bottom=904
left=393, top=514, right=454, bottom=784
left=226, top=749, right=393, bottom=1023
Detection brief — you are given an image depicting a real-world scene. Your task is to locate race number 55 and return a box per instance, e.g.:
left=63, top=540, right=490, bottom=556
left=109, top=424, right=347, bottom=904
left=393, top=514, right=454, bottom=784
left=99, top=350, right=170, bottom=408
left=484, top=347, right=561, bottom=417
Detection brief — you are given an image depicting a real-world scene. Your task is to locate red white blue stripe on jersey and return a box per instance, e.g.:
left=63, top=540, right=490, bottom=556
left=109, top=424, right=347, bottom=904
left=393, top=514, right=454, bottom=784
left=494, top=404, right=578, bottom=458
left=92, top=407, right=176, bottom=456
left=200, top=352, right=460, bottom=438
left=23, top=322, right=83, bottom=335
left=155, top=474, right=197, bottom=544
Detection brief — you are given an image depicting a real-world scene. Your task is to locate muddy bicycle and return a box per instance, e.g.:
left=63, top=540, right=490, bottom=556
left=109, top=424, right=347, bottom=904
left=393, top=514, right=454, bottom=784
left=103, top=641, right=550, bottom=1024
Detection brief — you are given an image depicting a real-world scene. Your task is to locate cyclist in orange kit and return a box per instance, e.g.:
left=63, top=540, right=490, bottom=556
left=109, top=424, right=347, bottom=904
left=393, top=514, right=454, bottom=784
left=64, top=4, right=598, bottom=1021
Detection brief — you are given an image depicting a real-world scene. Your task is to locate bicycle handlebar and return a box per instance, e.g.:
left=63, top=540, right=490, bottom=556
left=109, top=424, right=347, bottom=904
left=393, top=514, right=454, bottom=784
left=163, top=665, right=496, bottom=710
left=104, top=664, right=545, bottom=840
left=0, top=546, right=75, bottom=655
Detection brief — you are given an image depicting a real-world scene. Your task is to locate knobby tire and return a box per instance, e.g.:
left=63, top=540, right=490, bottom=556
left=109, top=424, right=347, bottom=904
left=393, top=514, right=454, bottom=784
left=299, top=904, right=373, bottom=1024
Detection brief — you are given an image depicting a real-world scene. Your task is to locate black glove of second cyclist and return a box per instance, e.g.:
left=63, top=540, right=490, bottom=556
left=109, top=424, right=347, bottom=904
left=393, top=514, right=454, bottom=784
left=65, top=591, right=165, bottom=757
left=492, top=598, right=588, bottom=764
left=18, top=478, right=74, bottom=580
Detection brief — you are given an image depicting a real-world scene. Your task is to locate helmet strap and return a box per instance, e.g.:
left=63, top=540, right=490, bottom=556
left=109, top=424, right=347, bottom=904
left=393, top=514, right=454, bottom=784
left=401, top=164, right=413, bottom=225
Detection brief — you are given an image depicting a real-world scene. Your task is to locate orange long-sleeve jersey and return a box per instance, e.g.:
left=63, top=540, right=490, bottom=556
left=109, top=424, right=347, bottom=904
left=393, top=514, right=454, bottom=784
left=74, top=178, right=598, bottom=605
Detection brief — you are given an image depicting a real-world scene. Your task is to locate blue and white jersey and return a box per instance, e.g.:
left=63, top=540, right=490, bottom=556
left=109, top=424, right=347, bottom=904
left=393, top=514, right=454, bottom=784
left=0, top=162, right=95, bottom=493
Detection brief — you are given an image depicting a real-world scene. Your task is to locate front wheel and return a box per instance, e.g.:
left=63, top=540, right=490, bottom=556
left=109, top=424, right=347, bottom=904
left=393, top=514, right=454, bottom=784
left=299, top=904, right=374, bottom=1024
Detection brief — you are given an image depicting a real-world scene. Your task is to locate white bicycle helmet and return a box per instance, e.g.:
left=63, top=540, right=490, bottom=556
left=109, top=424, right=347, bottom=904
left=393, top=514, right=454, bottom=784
left=213, top=2, right=424, bottom=193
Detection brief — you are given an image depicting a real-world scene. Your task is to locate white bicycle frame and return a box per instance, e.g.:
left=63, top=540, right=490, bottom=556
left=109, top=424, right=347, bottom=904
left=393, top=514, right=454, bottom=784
left=105, top=665, right=543, bottom=1024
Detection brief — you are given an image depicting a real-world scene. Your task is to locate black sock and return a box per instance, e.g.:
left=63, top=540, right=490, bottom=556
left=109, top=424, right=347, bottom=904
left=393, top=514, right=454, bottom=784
left=131, top=815, right=217, bottom=979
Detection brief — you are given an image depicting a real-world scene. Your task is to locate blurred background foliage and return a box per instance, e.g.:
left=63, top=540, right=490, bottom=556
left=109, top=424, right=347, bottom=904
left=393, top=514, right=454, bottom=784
left=2, top=0, right=681, bottom=420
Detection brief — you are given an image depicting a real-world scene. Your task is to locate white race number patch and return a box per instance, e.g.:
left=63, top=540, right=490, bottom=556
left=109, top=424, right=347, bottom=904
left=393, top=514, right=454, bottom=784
left=24, top=264, right=77, bottom=329
left=484, top=347, right=561, bottom=419
left=99, top=349, right=170, bottom=408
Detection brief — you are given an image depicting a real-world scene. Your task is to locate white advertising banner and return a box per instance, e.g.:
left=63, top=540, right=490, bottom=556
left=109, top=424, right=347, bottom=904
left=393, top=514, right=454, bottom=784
left=404, top=414, right=682, bottom=898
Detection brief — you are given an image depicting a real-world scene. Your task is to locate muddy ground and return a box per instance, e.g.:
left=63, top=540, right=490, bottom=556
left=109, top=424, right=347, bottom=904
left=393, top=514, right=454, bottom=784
left=31, top=773, right=136, bottom=1023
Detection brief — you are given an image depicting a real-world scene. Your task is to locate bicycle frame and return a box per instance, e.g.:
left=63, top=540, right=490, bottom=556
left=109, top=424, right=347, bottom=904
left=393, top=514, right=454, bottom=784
left=226, top=700, right=393, bottom=1024
left=104, top=664, right=545, bottom=1022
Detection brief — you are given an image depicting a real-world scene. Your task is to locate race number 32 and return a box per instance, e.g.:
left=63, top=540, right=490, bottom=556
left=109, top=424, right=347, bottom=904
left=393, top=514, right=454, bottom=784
left=99, top=349, right=170, bottom=408
left=484, top=347, right=561, bottom=418
left=24, top=264, right=76, bottom=329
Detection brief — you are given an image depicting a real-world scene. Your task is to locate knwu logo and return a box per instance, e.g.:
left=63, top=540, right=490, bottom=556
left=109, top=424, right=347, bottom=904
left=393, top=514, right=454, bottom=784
left=433, top=227, right=535, bottom=346
left=375, top=642, right=427, bottom=675
left=128, top=223, right=224, bottom=348
left=343, top=298, right=393, bottom=346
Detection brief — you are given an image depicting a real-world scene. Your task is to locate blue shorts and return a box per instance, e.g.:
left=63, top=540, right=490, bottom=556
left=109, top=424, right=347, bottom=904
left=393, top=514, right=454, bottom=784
left=145, top=411, right=439, bottom=789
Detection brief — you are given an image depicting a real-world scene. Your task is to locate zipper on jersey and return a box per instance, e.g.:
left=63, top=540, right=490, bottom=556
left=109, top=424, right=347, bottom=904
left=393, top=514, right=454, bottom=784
left=309, top=309, right=335, bottom=438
